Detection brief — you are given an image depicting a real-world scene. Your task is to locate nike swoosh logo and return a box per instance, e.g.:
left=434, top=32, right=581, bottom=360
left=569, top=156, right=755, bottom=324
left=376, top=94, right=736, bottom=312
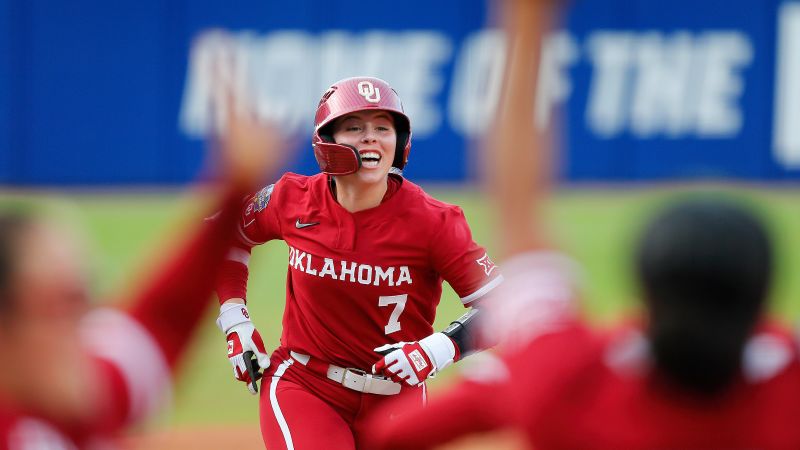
left=295, top=219, right=320, bottom=229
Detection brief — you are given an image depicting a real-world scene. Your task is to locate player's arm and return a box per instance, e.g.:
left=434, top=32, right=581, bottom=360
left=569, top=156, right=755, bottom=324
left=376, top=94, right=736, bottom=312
left=368, top=324, right=594, bottom=450
left=367, top=355, right=516, bottom=450
left=82, top=188, right=254, bottom=427
left=489, top=0, right=558, bottom=259
left=214, top=181, right=283, bottom=395
left=371, top=202, right=505, bottom=385
left=371, top=201, right=508, bottom=385
left=81, top=44, right=288, bottom=426
left=371, top=305, right=484, bottom=387
left=210, top=62, right=286, bottom=394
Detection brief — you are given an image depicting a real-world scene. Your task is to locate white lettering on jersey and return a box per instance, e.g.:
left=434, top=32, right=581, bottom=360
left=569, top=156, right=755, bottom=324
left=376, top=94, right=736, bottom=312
left=341, top=261, right=357, bottom=282
left=396, top=266, right=413, bottom=286
left=357, top=264, right=373, bottom=285
left=374, top=266, right=395, bottom=287
left=286, top=246, right=413, bottom=287
left=305, top=254, right=318, bottom=275
left=293, top=250, right=306, bottom=271
left=319, top=258, right=338, bottom=280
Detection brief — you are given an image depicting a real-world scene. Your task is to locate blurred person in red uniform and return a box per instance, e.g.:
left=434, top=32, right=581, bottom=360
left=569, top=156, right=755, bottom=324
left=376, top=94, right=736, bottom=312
left=0, top=56, right=286, bottom=449
left=366, top=0, right=800, bottom=449
left=214, top=76, right=503, bottom=449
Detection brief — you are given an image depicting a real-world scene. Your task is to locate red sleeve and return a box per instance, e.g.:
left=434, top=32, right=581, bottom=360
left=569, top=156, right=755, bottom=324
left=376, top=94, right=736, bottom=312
left=78, top=187, right=253, bottom=427
left=477, top=251, right=581, bottom=350
left=216, top=182, right=283, bottom=302
left=367, top=353, right=516, bottom=450
left=367, top=326, right=596, bottom=450
left=215, top=249, right=251, bottom=302
left=430, top=207, right=501, bottom=305
left=125, top=187, right=248, bottom=370
left=82, top=357, right=131, bottom=433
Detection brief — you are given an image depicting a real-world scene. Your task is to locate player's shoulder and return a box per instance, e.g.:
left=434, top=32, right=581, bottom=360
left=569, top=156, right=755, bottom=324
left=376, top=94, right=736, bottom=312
left=400, top=179, right=466, bottom=221
left=272, top=172, right=324, bottom=191
left=276, top=171, right=322, bottom=185
left=256, top=172, right=325, bottom=202
left=740, top=321, right=800, bottom=383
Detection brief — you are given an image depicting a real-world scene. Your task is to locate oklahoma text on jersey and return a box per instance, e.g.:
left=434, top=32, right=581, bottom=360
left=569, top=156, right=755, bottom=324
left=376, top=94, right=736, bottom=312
left=288, top=245, right=413, bottom=287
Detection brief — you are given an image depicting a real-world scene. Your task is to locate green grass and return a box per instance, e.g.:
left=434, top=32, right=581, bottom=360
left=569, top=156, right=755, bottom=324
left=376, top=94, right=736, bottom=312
left=3, top=186, right=799, bottom=427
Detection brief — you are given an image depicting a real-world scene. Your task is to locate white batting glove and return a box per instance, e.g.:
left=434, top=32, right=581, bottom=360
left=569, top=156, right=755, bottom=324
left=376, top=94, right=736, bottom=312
left=372, top=333, right=457, bottom=386
left=216, top=303, right=270, bottom=394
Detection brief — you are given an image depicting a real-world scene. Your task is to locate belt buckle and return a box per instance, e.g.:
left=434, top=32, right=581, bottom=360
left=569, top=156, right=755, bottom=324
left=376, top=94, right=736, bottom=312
left=340, top=368, right=366, bottom=391
left=346, top=368, right=392, bottom=382
left=345, top=367, right=367, bottom=377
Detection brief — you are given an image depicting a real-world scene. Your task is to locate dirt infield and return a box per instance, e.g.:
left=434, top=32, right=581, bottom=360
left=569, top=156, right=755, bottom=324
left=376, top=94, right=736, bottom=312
left=123, top=425, right=527, bottom=449
left=124, top=425, right=264, bottom=450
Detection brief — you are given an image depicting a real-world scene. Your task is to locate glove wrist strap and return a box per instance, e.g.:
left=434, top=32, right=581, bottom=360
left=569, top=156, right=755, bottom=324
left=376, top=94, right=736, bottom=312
left=419, top=332, right=456, bottom=373
left=216, top=303, right=252, bottom=334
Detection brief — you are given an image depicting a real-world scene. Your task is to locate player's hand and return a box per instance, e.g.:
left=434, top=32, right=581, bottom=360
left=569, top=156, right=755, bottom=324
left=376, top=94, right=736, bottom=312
left=372, top=333, right=457, bottom=386
left=217, top=302, right=270, bottom=394
left=201, top=30, right=289, bottom=190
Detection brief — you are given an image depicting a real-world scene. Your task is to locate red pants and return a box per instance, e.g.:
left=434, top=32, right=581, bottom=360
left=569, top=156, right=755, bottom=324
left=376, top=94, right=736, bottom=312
left=258, top=347, right=424, bottom=450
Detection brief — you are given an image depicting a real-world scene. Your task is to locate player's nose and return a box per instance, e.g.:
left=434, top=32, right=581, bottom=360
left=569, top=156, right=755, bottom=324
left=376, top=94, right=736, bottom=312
left=361, top=131, right=377, bottom=143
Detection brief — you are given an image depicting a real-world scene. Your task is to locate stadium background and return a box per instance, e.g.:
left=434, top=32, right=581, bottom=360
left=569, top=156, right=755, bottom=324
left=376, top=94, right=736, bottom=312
left=2, top=0, right=800, bottom=448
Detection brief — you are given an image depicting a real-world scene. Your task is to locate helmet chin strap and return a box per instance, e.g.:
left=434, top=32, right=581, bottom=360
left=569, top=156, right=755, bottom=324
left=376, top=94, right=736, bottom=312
left=313, top=142, right=362, bottom=175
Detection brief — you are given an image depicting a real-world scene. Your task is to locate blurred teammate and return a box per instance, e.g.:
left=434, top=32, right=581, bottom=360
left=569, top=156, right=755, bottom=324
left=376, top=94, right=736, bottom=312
left=214, top=75, right=502, bottom=449
left=0, top=64, right=285, bottom=449
left=367, top=0, right=800, bottom=449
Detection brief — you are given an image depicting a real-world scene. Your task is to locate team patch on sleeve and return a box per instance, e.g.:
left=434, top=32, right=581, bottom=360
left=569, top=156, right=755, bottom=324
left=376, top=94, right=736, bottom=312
left=253, top=184, right=275, bottom=212
left=242, top=184, right=275, bottom=230
left=476, top=253, right=497, bottom=276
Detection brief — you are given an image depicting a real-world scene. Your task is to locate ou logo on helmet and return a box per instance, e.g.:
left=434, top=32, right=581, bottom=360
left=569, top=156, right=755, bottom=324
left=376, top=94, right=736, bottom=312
left=357, top=81, right=381, bottom=103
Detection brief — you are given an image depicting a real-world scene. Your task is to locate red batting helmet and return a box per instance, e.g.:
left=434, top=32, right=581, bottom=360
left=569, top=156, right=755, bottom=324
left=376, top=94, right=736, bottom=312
left=312, top=77, right=412, bottom=176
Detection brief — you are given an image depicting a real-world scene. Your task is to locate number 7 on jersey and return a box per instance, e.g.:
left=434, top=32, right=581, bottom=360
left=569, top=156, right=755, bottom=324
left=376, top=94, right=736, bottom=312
left=378, top=294, right=407, bottom=334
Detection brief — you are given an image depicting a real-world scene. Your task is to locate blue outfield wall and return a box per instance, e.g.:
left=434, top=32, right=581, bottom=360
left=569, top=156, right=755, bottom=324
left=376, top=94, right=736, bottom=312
left=2, top=0, right=800, bottom=185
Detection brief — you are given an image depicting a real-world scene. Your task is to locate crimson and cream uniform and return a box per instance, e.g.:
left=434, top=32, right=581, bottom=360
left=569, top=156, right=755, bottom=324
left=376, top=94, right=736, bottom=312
left=0, top=190, right=243, bottom=450
left=216, top=172, right=501, bottom=449
left=367, top=253, right=800, bottom=450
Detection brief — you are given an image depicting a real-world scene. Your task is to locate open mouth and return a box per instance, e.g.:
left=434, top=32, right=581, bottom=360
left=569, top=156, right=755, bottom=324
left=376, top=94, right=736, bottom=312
left=359, top=150, right=382, bottom=169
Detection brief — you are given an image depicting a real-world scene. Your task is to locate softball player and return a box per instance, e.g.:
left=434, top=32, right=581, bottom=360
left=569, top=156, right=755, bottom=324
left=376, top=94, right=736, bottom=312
left=215, top=76, right=502, bottom=449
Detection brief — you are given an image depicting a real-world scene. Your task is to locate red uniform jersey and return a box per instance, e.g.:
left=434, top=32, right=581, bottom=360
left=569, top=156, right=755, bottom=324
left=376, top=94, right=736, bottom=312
left=368, top=252, right=800, bottom=450
left=217, top=173, right=501, bottom=370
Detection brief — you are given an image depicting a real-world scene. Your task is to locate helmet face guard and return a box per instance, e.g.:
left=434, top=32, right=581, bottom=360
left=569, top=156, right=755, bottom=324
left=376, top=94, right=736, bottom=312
left=312, top=142, right=361, bottom=175
left=312, top=77, right=412, bottom=176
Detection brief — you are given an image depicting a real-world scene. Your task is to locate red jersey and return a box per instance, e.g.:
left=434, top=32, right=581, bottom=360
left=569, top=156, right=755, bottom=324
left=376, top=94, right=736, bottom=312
left=368, top=252, right=800, bottom=450
left=216, top=173, right=501, bottom=370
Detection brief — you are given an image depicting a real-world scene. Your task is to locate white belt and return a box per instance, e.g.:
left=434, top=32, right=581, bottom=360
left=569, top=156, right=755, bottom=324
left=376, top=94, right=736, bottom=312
left=289, top=351, right=402, bottom=396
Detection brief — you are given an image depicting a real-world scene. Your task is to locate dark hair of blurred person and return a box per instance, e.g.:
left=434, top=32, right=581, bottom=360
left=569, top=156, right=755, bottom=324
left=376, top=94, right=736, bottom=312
left=638, top=198, right=773, bottom=394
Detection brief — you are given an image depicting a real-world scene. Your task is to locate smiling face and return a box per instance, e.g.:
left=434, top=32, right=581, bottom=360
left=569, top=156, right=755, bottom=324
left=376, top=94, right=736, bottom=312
left=331, top=110, right=397, bottom=186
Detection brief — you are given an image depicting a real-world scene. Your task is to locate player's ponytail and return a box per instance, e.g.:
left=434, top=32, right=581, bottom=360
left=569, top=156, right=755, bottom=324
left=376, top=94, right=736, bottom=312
left=636, top=198, right=772, bottom=395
